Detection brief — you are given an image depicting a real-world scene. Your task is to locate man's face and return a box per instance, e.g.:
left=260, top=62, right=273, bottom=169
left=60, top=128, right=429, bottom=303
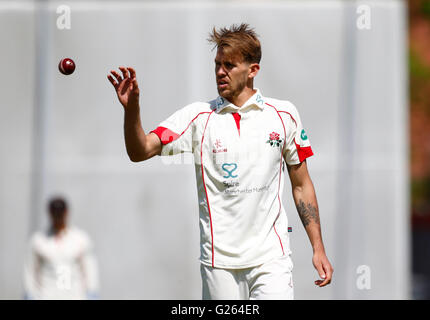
left=215, top=47, right=254, bottom=100
left=50, top=210, right=67, bottom=229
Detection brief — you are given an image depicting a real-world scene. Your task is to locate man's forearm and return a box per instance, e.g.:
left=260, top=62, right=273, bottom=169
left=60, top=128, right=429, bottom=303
left=123, top=105, right=148, bottom=161
left=287, top=161, right=333, bottom=285
left=293, top=184, right=325, bottom=253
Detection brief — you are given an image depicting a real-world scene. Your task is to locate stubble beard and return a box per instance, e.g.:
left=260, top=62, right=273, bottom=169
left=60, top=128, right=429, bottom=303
left=217, top=81, right=246, bottom=103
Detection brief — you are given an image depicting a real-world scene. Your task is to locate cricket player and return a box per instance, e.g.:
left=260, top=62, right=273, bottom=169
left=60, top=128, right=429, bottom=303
left=23, top=197, right=99, bottom=300
left=107, top=23, right=333, bottom=299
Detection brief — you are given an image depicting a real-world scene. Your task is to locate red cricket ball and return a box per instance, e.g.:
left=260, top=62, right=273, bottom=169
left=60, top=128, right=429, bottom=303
left=58, top=58, right=76, bottom=75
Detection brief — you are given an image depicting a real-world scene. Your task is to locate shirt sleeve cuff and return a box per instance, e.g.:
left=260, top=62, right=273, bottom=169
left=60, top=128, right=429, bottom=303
left=150, top=126, right=180, bottom=145
left=293, top=138, right=314, bottom=163
left=295, top=144, right=314, bottom=163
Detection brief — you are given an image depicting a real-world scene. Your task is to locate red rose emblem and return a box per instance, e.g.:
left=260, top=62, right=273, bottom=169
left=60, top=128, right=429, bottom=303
left=267, top=131, right=283, bottom=148
left=269, top=132, right=280, bottom=141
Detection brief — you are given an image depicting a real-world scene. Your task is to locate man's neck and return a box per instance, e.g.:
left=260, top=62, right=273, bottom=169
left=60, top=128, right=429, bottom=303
left=52, top=224, right=66, bottom=235
left=229, top=87, right=256, bottom=108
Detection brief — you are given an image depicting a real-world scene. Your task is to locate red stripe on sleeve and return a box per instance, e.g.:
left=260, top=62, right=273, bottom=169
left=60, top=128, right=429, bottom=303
left=150, top=126, right=180, bottom=145
left=294, top=139, right=314, bottom=162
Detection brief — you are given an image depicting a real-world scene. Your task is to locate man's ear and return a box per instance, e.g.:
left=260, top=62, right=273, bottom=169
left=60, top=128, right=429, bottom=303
left=248, top=63, right=260, bottom=79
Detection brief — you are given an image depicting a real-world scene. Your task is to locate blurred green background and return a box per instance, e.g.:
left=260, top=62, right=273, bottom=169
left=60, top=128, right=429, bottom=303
left=409, top=0, right=430, bottom=299
left=410, top=0, right=430, bottom=225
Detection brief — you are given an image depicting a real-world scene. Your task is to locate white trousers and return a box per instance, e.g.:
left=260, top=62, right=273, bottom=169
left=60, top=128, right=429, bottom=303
left=200, top=255, right=294, bottom=300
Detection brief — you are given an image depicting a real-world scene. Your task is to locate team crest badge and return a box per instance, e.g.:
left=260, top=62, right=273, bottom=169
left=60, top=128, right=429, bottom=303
left=266, top=131, right=283, bottom=147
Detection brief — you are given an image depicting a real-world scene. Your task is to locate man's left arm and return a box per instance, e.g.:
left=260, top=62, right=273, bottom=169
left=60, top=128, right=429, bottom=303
left=287, top=160, right=333, bottom=287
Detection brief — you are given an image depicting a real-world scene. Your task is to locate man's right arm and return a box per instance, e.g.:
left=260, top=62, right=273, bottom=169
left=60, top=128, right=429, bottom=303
left=108, top=67, right=162, bottom=162
left=124, top=105, right=161, bottom=162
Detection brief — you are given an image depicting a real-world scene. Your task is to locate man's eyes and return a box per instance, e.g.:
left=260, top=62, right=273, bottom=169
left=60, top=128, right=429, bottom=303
left=215, top=62, right=235, bottom=68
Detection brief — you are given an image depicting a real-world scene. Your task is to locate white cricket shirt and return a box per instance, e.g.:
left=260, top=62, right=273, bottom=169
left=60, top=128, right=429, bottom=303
left=23, top=227, right=99, bottom=299
left=151, top=89, right=313, bottom=268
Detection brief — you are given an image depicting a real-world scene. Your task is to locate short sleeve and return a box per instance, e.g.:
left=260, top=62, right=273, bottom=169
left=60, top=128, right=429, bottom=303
left=150, top=103, right=198, bottom=156
left=281, top=103, right=314, bottom=165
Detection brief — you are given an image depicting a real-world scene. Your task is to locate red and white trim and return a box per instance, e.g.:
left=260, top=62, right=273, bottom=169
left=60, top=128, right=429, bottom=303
left=151, top=111, right=212, bottom=145
left=294, top=139, right=314, bottom=162
left=266, top=102, right=287, bottom=255
left=200, top=111, right=216, bottom=267
left=231, top=112, right=241, bottom=136
left=267, top=104, right=314, bottom=163
left=150, top=126, right=179, bottom=145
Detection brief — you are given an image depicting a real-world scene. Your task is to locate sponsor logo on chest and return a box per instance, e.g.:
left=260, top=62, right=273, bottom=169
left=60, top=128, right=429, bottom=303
left=212, top=139, right=227, bottom=153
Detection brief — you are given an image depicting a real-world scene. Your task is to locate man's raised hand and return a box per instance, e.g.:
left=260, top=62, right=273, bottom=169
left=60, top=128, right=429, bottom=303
left=107, top=67, right=140, bottom=109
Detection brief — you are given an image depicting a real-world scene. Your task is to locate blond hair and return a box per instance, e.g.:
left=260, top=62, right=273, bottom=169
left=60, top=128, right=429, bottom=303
left=208, top=23, right=262, bottom=64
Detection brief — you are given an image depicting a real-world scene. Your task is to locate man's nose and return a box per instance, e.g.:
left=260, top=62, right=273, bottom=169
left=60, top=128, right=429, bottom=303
left=216, top=65, right=227, bottom=76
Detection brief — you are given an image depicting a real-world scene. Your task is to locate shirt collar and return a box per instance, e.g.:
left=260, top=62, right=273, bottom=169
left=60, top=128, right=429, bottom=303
left=215, top=88, right=265, bottom=113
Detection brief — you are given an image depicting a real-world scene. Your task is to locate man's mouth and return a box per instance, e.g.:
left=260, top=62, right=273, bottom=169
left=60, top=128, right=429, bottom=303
left=217, top=80, right=228, bottom=89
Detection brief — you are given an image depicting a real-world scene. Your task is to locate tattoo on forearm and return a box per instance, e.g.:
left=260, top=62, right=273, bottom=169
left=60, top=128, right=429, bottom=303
left=296, top=200, right=320, bottom=227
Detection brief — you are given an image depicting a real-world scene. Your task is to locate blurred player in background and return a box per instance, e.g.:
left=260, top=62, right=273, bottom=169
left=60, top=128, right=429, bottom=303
left=23, top=196, right=99, bottom=300
left=108, top=23, right=333, bottom=299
